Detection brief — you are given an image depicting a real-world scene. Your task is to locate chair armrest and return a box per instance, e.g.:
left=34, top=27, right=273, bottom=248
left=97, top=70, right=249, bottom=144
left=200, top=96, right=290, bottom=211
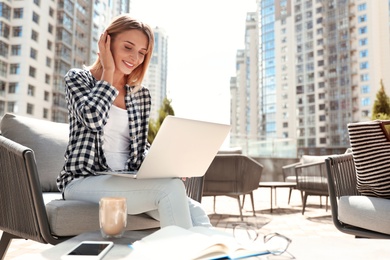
left=0, top=136, right=60, bottom=245
left=295, top=161, right=328, bottom=193
left=240, top=156, right=263, bottom=193
left=325, top=153, right=359, bottom=198
left=282, top=162, right=301, bottom=181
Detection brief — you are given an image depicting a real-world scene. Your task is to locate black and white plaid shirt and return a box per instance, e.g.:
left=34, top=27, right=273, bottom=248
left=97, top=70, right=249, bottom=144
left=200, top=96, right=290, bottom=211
left=56, top=68, right=151, bottom=192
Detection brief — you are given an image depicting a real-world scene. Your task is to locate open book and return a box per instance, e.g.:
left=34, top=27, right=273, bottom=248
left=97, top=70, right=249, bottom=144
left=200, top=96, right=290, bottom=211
left=129, top=225, right=269, bottom=260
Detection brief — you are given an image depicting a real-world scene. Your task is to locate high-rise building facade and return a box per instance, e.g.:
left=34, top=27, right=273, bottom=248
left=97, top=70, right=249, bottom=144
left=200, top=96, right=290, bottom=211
left=143, top=26, right=168, bottom=121
left=230, top=12, right=259, bottom=147
left=232, top=0, right=390, bottom=156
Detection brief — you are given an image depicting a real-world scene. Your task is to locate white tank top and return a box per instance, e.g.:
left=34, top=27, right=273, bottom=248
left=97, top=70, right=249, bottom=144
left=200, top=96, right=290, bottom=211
left=103, top=105, right=130, bottom=170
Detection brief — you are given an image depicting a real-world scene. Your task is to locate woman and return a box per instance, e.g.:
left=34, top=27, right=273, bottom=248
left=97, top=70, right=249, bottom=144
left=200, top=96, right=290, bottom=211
left=56, top=14, right=211, bottom=229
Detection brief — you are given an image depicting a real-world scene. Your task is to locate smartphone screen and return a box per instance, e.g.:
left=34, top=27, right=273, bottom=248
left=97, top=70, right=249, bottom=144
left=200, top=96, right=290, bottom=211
left=68, top=243, right=111, bottom=256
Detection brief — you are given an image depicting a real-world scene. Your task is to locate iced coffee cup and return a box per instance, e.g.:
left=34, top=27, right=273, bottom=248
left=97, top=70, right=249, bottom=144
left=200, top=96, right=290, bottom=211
left=99, top=197, right=127, bottom=238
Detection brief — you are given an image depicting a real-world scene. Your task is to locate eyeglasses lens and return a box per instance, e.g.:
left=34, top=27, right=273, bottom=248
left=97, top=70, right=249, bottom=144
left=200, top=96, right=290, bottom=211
left=264, top=234, right=289, bottom=255
left=233, top=225, right=258, bottom=244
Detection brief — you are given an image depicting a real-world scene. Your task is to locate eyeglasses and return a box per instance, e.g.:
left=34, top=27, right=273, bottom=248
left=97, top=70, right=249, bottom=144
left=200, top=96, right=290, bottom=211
left=233, top=223, right=295, bottom=259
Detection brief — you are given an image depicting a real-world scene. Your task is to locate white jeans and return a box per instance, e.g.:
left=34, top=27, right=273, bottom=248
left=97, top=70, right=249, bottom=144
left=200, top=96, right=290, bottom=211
left=64, top=175, right=211, bottom=229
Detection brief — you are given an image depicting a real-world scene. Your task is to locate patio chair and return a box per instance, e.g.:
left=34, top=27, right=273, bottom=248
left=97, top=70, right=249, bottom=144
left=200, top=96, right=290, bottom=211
left=282, top=155, right=330, bottom=215
left=202, top=154, right=263, bottom=221
left=325, top=153, right=390, bottom=238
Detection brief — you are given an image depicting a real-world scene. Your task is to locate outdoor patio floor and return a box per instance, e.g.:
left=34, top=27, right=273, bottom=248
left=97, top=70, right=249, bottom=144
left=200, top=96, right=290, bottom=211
left=3, top=186, right=390, bottom=259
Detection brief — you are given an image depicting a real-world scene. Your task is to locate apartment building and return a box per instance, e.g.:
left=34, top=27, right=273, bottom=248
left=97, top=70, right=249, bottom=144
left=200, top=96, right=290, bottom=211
left=0, top=0, right=57, bottom=121
left=230, top=12, right=259, bottom=148
left=143, top=26, right=168, bottom=121
left=232, top=0, right=390, bottom=156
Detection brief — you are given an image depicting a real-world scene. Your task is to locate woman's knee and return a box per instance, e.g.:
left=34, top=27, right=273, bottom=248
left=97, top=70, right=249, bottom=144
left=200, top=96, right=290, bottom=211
left=164, top=178, right=186, bottom=195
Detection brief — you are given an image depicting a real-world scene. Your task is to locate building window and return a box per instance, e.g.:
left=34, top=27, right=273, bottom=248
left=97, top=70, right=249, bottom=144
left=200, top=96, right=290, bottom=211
left=361, top=85, right=370, bottom=93
left=0, top=21, right=10, bottom=38
left=47, top=40, right=52, bottom=50
left=0, top=60, right=6, bottom=77
left=10, top=63, right=20, bottom=74
left=358, top=26, right=367, bottom=34
left=0, top=80, right=5, bottom=96
left=361, top=97, right=370, bottom=106
left=0, top=3, right=11, bottom=20
left=359, top=50, right=368, bottom=58
left=32, top=12, right=39, bottom=24
left=359, top=38, right=368, bottom=46
left=44, top=90, right=50, bottom=101
left=11, top=44, right=21, bottom=56
left=358, top=3, right=367, bottom=11
left=33, top=0, right=40, bottom=6
left=0, top=41, right=8, bottom=58
left=30, top=48, right=37, bottom=59
left=7, top=101, right=16, bottom=113
left=12, top=26, right=22, bottom=37
left=358, top=14, right=367, bottom=23
left=27, top=84, right=35, bottom=96
left=31, top=30, right=38, bottom=41
left=13, top=8, right=23, bottom=19
left=319, top=115, right=325, bottom=121
left=43, top=108, right=48, bottom=119
left=44, top=74, right=50, bottom=85
left=8, top=82, right=18, bottom=93
left=360, top=62, right=369, bottom=69
left=27, top=103, right=34, bottom=115
left=46, top=57, right=51, bottom=67
left=29, top=66, right=36, bottom=78
left=360, top=74, right=369, bottom=82
left=320, top=138, right=326, bottom=144
left=49, top=7, right=54, bottom=17
left=48, top=23, right=53, bottom=34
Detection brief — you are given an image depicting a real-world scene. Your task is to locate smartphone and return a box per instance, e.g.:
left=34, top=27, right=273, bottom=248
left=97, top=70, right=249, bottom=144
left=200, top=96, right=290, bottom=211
left=61, top=241, right=114, bottom=260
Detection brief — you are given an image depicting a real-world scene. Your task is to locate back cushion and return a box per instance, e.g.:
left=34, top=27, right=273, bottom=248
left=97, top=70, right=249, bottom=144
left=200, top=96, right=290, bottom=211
left=301, top=155, right=330, bottom=165
left=348, top=120, right=390, bottom=198
left=0, top=113, right=69, bottom=192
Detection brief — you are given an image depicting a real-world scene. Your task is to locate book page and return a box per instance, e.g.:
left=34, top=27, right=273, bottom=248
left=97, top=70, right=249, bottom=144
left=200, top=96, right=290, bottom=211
left=129, top=225, right=268, bottom=260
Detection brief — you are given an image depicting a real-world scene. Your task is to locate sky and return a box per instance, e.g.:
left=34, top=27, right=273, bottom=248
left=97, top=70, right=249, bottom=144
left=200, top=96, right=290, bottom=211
left=130, top=0, right=257, bottom=124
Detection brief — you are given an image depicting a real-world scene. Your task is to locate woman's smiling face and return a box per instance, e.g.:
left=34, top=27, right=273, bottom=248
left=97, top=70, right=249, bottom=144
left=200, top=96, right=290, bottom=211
left=111, top=29, right=149, bottom=76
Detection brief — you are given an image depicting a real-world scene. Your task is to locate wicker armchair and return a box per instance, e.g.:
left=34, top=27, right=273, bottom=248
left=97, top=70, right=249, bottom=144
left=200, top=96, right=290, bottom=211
left=282, top=155, right=330, bottom=215
left=202, top=154, right=263, bottom=220
left=325, top=153, right=390, bottom=238
left=295, top=160, right=329, bottom=214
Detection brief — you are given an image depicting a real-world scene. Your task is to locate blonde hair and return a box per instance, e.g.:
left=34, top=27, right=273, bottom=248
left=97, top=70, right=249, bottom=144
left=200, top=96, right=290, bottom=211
left=89, top=14, right=154, bottom=86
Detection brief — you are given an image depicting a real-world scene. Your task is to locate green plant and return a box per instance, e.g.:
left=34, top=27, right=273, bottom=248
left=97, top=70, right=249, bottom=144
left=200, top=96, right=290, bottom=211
left=372, top=79, right=390, bottom=120
left=148, top=97, right=175, bottom=144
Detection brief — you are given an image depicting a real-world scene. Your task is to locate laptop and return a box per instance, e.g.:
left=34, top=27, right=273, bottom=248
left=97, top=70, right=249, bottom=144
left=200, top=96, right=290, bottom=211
left=96, top=116, right=231, bottom=179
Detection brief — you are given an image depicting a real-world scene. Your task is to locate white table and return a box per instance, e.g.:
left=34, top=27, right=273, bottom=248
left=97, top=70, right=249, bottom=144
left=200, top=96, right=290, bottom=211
left=37, top=229, right=390, bottom=259
left=258, top=181, right=297, bottom=213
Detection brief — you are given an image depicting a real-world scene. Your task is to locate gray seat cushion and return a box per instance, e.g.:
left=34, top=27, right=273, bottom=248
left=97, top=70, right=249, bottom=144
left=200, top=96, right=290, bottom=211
left=339, top=195, right=390, bottom=235
left=45, top=198, right=160, bottom=236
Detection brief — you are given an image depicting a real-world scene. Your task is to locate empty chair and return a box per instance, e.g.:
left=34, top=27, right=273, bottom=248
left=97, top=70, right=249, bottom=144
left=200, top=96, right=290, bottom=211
left=202, top=154, right=263, bottom=220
